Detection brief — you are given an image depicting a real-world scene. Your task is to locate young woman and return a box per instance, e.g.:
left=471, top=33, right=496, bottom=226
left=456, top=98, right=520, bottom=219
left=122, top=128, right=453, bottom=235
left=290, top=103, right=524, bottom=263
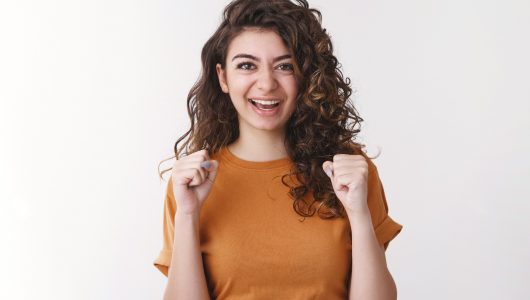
left=154, top=0, right=402, bottom=299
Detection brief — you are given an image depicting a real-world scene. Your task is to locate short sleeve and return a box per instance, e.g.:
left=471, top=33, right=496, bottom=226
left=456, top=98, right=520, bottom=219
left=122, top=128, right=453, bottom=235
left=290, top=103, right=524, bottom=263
left=153, top=176, right=177, bottom=277
left=366, top=159, right=403, bottom=250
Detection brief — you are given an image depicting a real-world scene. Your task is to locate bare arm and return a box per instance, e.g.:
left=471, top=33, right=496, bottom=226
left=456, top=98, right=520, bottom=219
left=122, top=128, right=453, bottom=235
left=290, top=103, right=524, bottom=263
left=162, top=150, right=219, bottom=300
left=348, top=208, right=397, bottom=300
left=163, top=210, right=210, bottom=300
left=322, top=155, right=397, bottom=300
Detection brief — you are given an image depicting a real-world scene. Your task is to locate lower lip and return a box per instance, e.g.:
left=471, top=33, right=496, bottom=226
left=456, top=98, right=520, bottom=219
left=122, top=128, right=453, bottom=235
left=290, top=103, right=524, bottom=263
left=248, top=100, right=281, bottom=116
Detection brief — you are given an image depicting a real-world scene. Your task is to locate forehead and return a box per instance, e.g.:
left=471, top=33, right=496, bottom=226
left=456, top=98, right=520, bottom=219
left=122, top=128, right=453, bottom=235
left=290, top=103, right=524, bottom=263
left=227, top=28, right=290, bottom=58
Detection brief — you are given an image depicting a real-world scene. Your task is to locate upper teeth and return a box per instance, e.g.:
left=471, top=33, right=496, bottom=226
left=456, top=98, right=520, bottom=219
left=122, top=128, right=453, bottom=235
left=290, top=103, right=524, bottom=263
left=251, top=99, right=280, bottom=105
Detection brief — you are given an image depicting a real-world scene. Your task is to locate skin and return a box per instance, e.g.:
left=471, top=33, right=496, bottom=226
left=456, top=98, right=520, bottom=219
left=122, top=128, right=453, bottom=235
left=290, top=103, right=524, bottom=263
left=323, top=157, right=398, bottom=299
left=216, top=28, right=299, bottom=162
left=163, top=28, right=397, bottom=300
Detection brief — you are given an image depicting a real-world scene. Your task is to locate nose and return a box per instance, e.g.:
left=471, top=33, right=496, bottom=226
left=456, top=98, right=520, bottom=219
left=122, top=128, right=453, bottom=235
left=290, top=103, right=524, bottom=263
left=256, top=67, right=278, bottom=92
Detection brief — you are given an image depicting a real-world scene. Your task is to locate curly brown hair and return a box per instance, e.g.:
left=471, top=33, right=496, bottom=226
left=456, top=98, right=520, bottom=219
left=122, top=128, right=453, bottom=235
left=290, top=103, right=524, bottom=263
left=159, top=0, right=367, bottom=219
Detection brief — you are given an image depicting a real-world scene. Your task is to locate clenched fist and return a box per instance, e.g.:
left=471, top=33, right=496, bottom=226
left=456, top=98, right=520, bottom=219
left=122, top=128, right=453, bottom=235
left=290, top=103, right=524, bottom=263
left=322, top=154, right=369, bottom=214
left=171, top=149, right=219, bottom=215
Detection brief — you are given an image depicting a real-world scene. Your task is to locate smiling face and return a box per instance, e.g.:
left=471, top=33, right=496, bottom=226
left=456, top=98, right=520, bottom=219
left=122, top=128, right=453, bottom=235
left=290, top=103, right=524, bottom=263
left=216, top=28, right=299, bottom=135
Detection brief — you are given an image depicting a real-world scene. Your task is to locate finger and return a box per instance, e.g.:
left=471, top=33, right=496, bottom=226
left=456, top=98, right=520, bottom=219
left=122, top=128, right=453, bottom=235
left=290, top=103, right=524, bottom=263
left=322, top=161, right=334, bottom=178
left=332, top=156, right=368, bottom=170
left=202, top=160, right=219, bottom=184
left=186, top=167, right=206, bottom=187
left=180, top=159, right=218, bottom=187
left=335, top=172, right=354, bottom=188
left=332, top=161, right=368, bottom=175
left=333, top=169, right=368, bottom=185
left=173, top=168, right=201, bottom=186
left=332, top=154, right=366, bottom=162
left=189, top=149, right=210, bottom=161
left=200, top=160, right=213, bottom=170
left=198, top=161, right=212, bottom=183
left=176, top=161, right=207, bottom=183
left=176, top=149, right=209, bottom=164
left=332, top=160, right=366, bottom=170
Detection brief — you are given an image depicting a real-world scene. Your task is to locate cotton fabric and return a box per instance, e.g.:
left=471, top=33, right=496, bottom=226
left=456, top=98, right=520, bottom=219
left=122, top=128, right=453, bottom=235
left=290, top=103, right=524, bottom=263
left=154, top=147, right=402, bottom=299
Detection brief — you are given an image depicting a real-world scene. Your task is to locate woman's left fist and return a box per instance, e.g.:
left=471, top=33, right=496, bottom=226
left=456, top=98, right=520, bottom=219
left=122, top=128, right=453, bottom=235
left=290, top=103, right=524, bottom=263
left=322, top=154, right=369, bottom=214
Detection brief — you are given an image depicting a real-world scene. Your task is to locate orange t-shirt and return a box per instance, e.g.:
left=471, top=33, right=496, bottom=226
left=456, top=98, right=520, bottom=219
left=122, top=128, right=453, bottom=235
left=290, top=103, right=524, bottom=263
left=154, top=147, right=402, bottom=299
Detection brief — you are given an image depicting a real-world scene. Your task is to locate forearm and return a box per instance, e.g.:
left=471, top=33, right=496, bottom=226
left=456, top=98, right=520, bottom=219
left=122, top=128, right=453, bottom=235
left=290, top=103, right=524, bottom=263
left=348, top=207, right=397, bottom=300
left=163, top=211, right=210, bottom=300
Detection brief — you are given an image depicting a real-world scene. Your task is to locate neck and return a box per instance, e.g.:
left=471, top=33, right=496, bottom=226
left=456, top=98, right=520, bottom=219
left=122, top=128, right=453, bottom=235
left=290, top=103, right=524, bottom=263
left=228, top=126, right=288, bottom=162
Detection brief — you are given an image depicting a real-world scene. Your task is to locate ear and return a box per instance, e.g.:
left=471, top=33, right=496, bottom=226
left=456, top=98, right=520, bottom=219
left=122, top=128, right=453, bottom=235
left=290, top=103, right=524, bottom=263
left=216, top=63, right=229, bottom=93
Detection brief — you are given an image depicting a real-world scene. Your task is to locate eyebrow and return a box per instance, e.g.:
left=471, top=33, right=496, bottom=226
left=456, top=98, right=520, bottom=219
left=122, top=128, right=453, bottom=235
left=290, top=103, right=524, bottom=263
left=231, top=53, right=292, bottom=63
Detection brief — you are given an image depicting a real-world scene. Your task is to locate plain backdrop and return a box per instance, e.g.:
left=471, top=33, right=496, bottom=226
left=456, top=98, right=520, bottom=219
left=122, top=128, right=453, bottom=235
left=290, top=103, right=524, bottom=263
left=1, top=0, right=529, bottom=299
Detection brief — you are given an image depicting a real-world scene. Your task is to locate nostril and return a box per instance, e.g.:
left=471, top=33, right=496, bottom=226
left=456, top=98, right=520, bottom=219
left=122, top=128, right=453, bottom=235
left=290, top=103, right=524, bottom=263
left=256, top=75, right=279, bottom=91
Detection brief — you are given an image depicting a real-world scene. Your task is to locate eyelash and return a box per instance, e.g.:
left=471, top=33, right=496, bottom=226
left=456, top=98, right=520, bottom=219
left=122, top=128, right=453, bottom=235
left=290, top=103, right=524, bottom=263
left=277, top=63, right=294, bottom=71
left=236, top=62, right=255, bottom=70
left=236, top=62, right=294, bottom=72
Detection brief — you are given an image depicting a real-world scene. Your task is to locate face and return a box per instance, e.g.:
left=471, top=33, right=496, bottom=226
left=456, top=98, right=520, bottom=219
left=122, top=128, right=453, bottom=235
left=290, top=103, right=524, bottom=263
left=216, top=28, right=298, bottom=135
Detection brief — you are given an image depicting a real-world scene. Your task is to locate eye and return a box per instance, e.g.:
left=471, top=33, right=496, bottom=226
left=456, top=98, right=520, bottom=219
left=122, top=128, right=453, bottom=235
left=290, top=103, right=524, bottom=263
left=277, top=63, right=294, bottom=72
left=236, top=62, right=255, bottom=70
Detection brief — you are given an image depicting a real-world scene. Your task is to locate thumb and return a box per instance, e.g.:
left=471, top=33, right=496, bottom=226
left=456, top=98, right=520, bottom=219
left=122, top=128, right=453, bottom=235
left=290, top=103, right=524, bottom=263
left=200, top=159, right=219, bottom=183
left=322, top=161, right=334, bottom=179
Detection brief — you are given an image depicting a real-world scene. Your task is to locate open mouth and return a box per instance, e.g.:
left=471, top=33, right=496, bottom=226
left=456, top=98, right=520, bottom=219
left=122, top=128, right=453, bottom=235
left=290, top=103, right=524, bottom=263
left=248, top=99, right=280, bottom=110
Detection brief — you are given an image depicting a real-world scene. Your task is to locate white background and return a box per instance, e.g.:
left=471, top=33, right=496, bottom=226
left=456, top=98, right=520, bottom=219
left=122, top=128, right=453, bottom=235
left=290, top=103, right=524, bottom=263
left=1, top=0, right=529, bottom=299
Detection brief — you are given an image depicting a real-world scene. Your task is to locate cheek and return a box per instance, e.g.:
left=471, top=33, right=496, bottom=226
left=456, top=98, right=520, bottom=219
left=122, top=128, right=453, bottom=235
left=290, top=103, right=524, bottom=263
left=282, top=77, right=298, bottom=97
left=227, top=78, right=253, bottom=109
left=228, top=75, right=254, bottom=93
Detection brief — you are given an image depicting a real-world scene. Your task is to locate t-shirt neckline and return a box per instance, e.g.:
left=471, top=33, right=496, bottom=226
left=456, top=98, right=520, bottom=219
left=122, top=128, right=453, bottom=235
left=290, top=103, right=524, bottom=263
left=219, top=147, right=292, bottom=170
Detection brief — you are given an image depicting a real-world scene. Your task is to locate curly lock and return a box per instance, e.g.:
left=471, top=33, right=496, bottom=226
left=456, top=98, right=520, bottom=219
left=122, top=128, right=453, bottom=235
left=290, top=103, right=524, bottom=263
left=159, top=0, right=368, bottom=219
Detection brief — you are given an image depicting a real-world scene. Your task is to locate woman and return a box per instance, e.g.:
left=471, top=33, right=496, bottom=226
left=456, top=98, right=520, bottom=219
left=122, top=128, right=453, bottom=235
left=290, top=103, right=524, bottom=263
left=154, top=0, right=402, bottom=299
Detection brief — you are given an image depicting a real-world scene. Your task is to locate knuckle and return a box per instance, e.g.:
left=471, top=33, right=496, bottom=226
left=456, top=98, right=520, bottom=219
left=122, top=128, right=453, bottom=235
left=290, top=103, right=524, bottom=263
left=358, top=172, right=368, bottom=182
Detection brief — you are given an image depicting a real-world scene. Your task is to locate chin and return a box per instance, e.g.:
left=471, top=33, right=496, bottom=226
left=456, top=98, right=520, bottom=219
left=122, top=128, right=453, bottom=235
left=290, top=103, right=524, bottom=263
left=251, top=122, right=284, bottom=132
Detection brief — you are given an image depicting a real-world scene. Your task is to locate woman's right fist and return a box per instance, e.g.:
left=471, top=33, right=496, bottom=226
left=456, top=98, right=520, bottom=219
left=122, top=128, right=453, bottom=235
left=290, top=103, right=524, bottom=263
left=170, top=149, right=219, bottom=215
